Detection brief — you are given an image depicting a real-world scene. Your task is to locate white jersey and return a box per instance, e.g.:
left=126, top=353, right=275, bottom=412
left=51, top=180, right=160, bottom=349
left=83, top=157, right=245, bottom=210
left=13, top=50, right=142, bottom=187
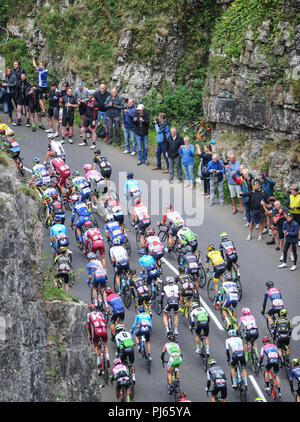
left=166, top=210, right=184, bottom=227
left=147, top=235, right=163, bottom=253
left=133, top=204, right=149, bottom=220
left=110, top=246, right=128, bottom=263
left=51, top=140, right=65, bottom=159
left=86, top=170, right=106, bottom=192
left=225, top=337, right=244, bottom=354
left=163, top=284, right=179, bottom=299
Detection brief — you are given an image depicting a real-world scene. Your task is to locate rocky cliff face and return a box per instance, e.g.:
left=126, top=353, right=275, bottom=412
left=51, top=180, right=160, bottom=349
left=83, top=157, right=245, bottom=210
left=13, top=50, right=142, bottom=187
left=0, top=160, right=99, bottom=401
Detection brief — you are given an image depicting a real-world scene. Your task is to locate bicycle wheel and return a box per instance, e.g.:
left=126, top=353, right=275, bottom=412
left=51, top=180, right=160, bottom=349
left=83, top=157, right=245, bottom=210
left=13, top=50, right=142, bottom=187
left=0, top=26, right=9, bottom=46
left=127, top=200, right=132, bottom=221
left=240, top=383, right=247, bottom=402
left=113, top=273, right=120, bottom=293
left=136, top=229, right=140, bottom=249
left=198, top=264, right=207, bottom=288
left=153, top=293, right=162, bottom=315
left=123, top=236, right=131, bottom=257
left=122, top=284, right=132, bottom=309
left=69, top=263, right=75, bottom=288
left=219, top=306, right=229, bottom=330
left=158, top=230, right=168, bottom=247
left=174, top=379, right=180, bottom=402
left=103, top=361, right=109, bottom=384
left=236, top=278, right=242, bottom=301
left=284, top=353, right=291, bottom=381
left=207, top=278, right=215, bottom=302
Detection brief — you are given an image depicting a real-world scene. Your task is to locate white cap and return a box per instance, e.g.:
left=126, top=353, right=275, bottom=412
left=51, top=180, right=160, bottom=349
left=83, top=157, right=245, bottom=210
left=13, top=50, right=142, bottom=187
left=137, top=104, right=144, bottom=110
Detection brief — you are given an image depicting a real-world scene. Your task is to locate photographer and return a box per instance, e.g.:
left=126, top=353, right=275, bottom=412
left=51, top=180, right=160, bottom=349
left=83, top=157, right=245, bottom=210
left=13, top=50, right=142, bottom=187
left=104, top=87, right=124, bottom=145
left=152, top=113, right=170, bottom=174
left=224, top=154, right=244, bottom=215
left=195, top=142, right=212, bottom=197
left=122, top=98, right=137, bottom=155
left=207, top=153, right=224, bottom=207
left=133, top=104, right=150, bottom=165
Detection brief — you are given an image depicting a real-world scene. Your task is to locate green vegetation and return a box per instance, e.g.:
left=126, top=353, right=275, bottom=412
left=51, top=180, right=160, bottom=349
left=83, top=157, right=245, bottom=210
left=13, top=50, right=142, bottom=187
left=20, top=184, right=40, bottom=202
left=0, top=151, right=11, bottom=166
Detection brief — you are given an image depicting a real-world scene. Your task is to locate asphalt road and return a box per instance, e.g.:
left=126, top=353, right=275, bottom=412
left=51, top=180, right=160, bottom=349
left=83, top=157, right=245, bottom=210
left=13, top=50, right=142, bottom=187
left=7, top=115, right=300, bottom=402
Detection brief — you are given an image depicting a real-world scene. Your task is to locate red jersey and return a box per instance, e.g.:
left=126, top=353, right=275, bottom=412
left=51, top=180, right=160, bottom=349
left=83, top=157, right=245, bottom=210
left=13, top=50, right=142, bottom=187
left=51, top=157, right=70, bottom=177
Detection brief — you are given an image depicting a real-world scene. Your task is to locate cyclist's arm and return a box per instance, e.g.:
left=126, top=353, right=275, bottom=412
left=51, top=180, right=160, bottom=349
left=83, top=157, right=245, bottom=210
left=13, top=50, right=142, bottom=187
left=131, top=316, right=139, bottom=334
left=262, top=292, right=268, bottom=313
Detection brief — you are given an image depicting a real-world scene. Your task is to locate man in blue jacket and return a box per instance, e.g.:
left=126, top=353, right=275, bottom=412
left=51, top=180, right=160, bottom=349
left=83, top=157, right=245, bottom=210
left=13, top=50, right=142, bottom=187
left=152, top=113, right=170, bottom=174
left=207, top=153, right=224, bottom=207
left=278, top=213, right=298, bottom=271
left=122, top=98, right=137, bottom=155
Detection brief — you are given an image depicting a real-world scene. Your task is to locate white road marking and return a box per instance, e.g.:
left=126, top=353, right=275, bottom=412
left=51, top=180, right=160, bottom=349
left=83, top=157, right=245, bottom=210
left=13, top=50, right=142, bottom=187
left=161, top=257, right=225, bottom=331
left=249, top=375, right=267, bottom=402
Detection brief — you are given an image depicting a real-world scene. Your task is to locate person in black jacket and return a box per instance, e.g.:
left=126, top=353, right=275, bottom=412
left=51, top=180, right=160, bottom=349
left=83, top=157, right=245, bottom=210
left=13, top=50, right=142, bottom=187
left=278, top=213, right=298, bottom=271
left=133, top=104, right=150, bottom=166
left=241, top=180, right=268, bottom=241
left=13, top=72, right=30, bottom=127
left=95, top=83, right=110, bottom=141
left=165, top=127, right=183, bottom=183
left=195, top=142, right=213, bottom=196
left=1, top=67, right=17, bottom=123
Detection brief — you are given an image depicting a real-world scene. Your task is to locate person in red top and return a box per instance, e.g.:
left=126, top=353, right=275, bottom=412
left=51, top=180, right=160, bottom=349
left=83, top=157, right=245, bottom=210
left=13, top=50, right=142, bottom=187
left=79, top=91, right=99, bottom=149
left=132, top=198, right=151, bottom=248
left=87, top=304, right=110, bottom=372
left=50, top=156, right=71, bottom=197
left=84, top=227, right=106, bottom=268
left=178, top=392, right=191, bottom=402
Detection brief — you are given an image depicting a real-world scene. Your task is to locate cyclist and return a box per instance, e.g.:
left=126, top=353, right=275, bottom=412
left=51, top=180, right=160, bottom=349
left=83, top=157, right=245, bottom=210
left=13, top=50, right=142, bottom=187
left=161, top=332, right=183, bottom=395
left=205, top=244, right=226, bottom=298
left=84, top=226, right=106, bottom=267
left=132, top=198, right=151, bottom=248
left=124, top=171, right=142, bottom=206
left=45, top=135, right=65, bottom=163
left=178, top=272, right=195, bottom=314
left=131, top=304, right=152, bottom=360
left=215, top=274, right=238, bottom=330
left=160, top=276, right=180, bottom=336
left=105, top=195, right=125, bottom=232
left=144, top=227, right=164, bottom=269
left=190, top=301, right=210, bottom=356
left=110, top=237, right=130, bottom=293
left=70, top=194, right=93, bottom=244
left=259, top=336, right=281, bottom=398
left=178, top=392, right=191, bottom=402
left=115, top=323, right=136, bottom=383
left=177, top=245, right=200, bottom=290
left=105, top=214, right=125, bottom=245
left=110, top=357, right=131, bottom=403
left=86, top=252, right=107, bottom=309
left=50, top=221, right=69, bottom=253
left=2, top=136, right=20, bottom=160
left=273, top=308, right=292, bottom=366
left=53, top=246, right=72, bottom=295
left=289, top=358, right=300, bottom=402
left=138, top=248, right=160, bottom=294
left=237, top=307, right=259, bottom=361
left=130, top=271, right=152, bottom=315
left=46, top=191, right=65, bottom=224
left=261, top=280, right=284, bottom=334
left=83, top=163, right=106, bottom=205
left=206, top=358, right=227, bottom=402
left=30, top=157, right=51, bottom=194
left=71, top=170, right=91, bottom=203
left=87, top=304, right=110, bottom=373
left=92, top=149, right=112, bottom=179
left=104, top=287, right=125, bottom=340
left=225, top=329, right=248, bottom=389
left=49, top=155, right=71, bottom=198
left=177, top=225, right=198, bottom=254
left=158, top=204, right=185, bottom=253
left=219, top=232, right=239, bottom=277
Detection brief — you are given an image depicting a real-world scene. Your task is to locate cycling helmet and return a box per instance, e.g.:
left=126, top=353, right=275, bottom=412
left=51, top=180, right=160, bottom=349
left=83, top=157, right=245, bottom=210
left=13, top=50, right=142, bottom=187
left=105, top=287, right=113, bottom=295
left=88, top=89, right=96, bottom=97
left=113, top=358, right=122, bottom=366
left=138, top=248, right=147, bottom=256
left=165, top=204, right=172, bottom=210
left=127, top=171, right=133, bottom=179
left=166, top=276, right=175, bottom=284
left=138, top=305, right=146, bottom=313
left=112, top=237, right=121, bottom=246
left=265, top=280, right=274, bottom=288
left=183, top=245, right=192, bottom=253
left=220, top=232, right=228, bottom=239
left=72, top=170, right=80, bottom=177
left=87, top=252, right=97, bottom=260
left=58, top=246, right=68, bottom=254
left=115, top=323, right=124, bottom=333
left=292, top=358, right=299, bottom=366
left=178, top=393, right=186, bottom=399
left=262, top=336, right=271, bottom=343
left=148, top=227, right=155, bottom=236
left=83, top=163, right=92, bottom=171
left=106, top=213, right=113, bottom=221
left=224, top=272, right=232, bottom=281
left=135, top=197, right=141, bottom=205
left=88, top=304, right=96, bottom=312
left=208, top=358, right=216, bottom=367
left=254, top=397, right=264, bottom=402
left=228, top=329, right=237, bottom=337
left=50, top=191, right=58, bottom=199
left=33, top=156, right=40, bottom=163
left=207, top=244, right=215, bottom=251
left=94, top=148, right=101, bottom=155
left=241, top=307, right=250, bottom=316
left=71, top=194, right=80, bottom=202
left=191, top=302, right=199, bottom=310
left=279, top=308, right=287, bottom=317
left=167, top=332, right=176, bottom=342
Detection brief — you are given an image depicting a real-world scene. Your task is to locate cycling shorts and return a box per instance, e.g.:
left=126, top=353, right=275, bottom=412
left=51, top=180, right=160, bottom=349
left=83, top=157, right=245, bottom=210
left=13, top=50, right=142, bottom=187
left=170, top=226, right=180, bottom=237
left=213, top=265, right=226, bottom=279
left=116, top=377, right=130, bottom=390
left=265, top=361, right=279, bottom=375
left=57, top=170, right=70, bottom=187
left=93, top=276, right=107, bottom=289
left=150, top=250, right=164, bottom=261
left=243, top=328, right=259, bottom=342
left=211, top=385, right=227, bottom=399
left=268, top=307, right=283, bottom=317
left=145, top=268, right=159, bottom=284
left=93, top=328, right=108, bottom=346
left=120, top=347, right=135, bottom=365
left=82, top=116, right=96, bottom=130
left=76, top=215, right=90, bottom=228
left=62, top=114, right=74, bottom=127
left=230, top=351, right=246, bottom=368
left=38, top=86, right=47, bottom=99
left=137, top=293, right=151, bottom=305
left=29, top=101, right=41, bottom=114
left=80, top=191, right=91, bottom=202
left=111, top=311, right=125, bottom=323
left=90, top=240, right=105, bottom=257
left=164, top=300, right=179, bottom=314
left=167, top=356, right=182, bottom=374
left=113, top=214, right=124, bottom=225
left=276, top=334, right=290, bottom=349
left=57, top=273, right=69, bottom=284
left=115, top=261, right=129, bottom=275
left=47, top=106, right=59, bottom=120
left=195, top=321, right=209, bottom=337
left=79, top=102, right=86, bottom=116
left=138, top=219, right=151, bottom=235
left=189, top=239, right=198, bottom=252
left=136, top=326, right=151, bottom=342
left=57, top=237, right=69, bottom=248
left=223, top=297, right=238, bottom=309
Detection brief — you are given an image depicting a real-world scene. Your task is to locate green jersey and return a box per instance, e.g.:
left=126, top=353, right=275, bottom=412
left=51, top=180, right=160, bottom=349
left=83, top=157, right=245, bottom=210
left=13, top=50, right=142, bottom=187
left=190, top=307, right=209, bottom=323
left=115, top=331, right=135, bottom=349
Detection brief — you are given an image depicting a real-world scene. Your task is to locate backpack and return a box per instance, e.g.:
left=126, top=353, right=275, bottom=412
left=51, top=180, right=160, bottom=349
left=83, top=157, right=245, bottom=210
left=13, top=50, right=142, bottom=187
left=97, top=125, right=106, bottom=138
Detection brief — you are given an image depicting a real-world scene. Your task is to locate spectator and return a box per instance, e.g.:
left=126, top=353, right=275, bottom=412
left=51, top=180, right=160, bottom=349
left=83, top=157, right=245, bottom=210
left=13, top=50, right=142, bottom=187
left=1, top=67, right=16, bottom=123
left=79, top=91, right=99, bottom=149
left=233, top=168, right=257, bottom=227
left=207, top=153, right=224, bottom=207
left=32, top=56, right=48, bottom=115
left=264, top=200, right=288, bottom=260
left=178, top=136, right=195, bottom=188
left=133, top=104, right=150, bottom=166
left=286, top=187, right=300, bottom=247
left=60, top=87, right=78, bottom=144
left=261, top=172, right=276, bottom=234
left=12, top=60, right=25, bottom=81
left=74, top=81, right=89, bottom=128
left=241, top=180, right=268, bottom=241
left=278, top=213, right=298, bottom=271
left=224, top=153, right=244, bottom=214
left=13, top=71, right=30, bottom=127
left=122, top=98, right=137, bottom=155
left=25, top=80, right=45, bottom=132
left=60, top=81, right=70, bottom=137
left=95, top=83, right=110, bottom=141
left=44, top=82, right=61, bottom=137
left=104, top=87, right=124, bottom=145
left=166, top=127, right=183, bottom=184
left=152, top=113, right=170, bottom=174
left=195, top=142, right=213, bottom=197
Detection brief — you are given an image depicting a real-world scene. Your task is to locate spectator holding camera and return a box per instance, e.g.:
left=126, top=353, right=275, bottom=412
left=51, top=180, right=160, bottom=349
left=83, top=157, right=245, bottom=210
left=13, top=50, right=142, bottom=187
left=232, top=168, right=257, bottom=227
left=207, top=153, right=224, bottom=207
left=104, top=87, right=124, bottom=145
left=287, top=187, right=300, bottom=247
left=32, top=56, right=48, bottom=115
left=195, top=142, right=212, bottom=197
left=278, top=213, right=298, bottom=271
left=74, top=81, right=89, bottom=127
left=133, top=104, right=150, bottom=165
left=152, top=113, right=170, bottom=174
left=178, top=136, right=195, bottom=187
left=122, top=98, right=137, bottom=155
left=224, top=153, right=244, bottom=214
left=166, top=127, right=184, bottom=183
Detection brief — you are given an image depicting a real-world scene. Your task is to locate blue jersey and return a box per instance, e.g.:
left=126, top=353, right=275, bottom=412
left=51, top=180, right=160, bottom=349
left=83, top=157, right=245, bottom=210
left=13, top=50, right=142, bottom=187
left=260, top=343, right=279, bottom=364
left=50, top=223, right=68, bottom=239
left=124, top=179, right=141, bottom=199
left=131, top=312, right=152, bottom=332
left=139, top=255, right=157, bottom=271
left=32, top=164, right=51, bottom=185
left=105, top=220, right=124, bottom=242
left=38, top=68, right=48, bottom=87
left=290, top=367, right=300, bottom=384
left=42, top=187, right=57, bottom=200
left=263, top=287, right=284, bottom=310
left=86, top=260, right=106, bottom=281
left=106, top=293, right=125, bottom=313
left=71, top=201, right=90, bottom=223
left=72, top=177, right=91, bottom=193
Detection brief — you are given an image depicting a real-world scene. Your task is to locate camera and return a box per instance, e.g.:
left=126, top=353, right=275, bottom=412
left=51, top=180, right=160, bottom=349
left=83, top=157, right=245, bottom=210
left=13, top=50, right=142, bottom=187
left=223, top=161, right=229, bottom=166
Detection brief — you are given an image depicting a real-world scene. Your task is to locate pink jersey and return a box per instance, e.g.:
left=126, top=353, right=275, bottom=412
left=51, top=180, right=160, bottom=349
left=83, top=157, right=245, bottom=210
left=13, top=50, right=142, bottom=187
left=111, top=364, right=130, bottom=381
left=238, top=315, right=257, bottom=330
left=85, top=169, right=102, bottom=183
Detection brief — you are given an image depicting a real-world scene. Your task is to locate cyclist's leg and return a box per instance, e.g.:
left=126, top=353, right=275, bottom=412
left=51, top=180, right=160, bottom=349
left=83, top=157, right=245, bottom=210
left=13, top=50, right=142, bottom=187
left=173, top=305, right=179, bottom=335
